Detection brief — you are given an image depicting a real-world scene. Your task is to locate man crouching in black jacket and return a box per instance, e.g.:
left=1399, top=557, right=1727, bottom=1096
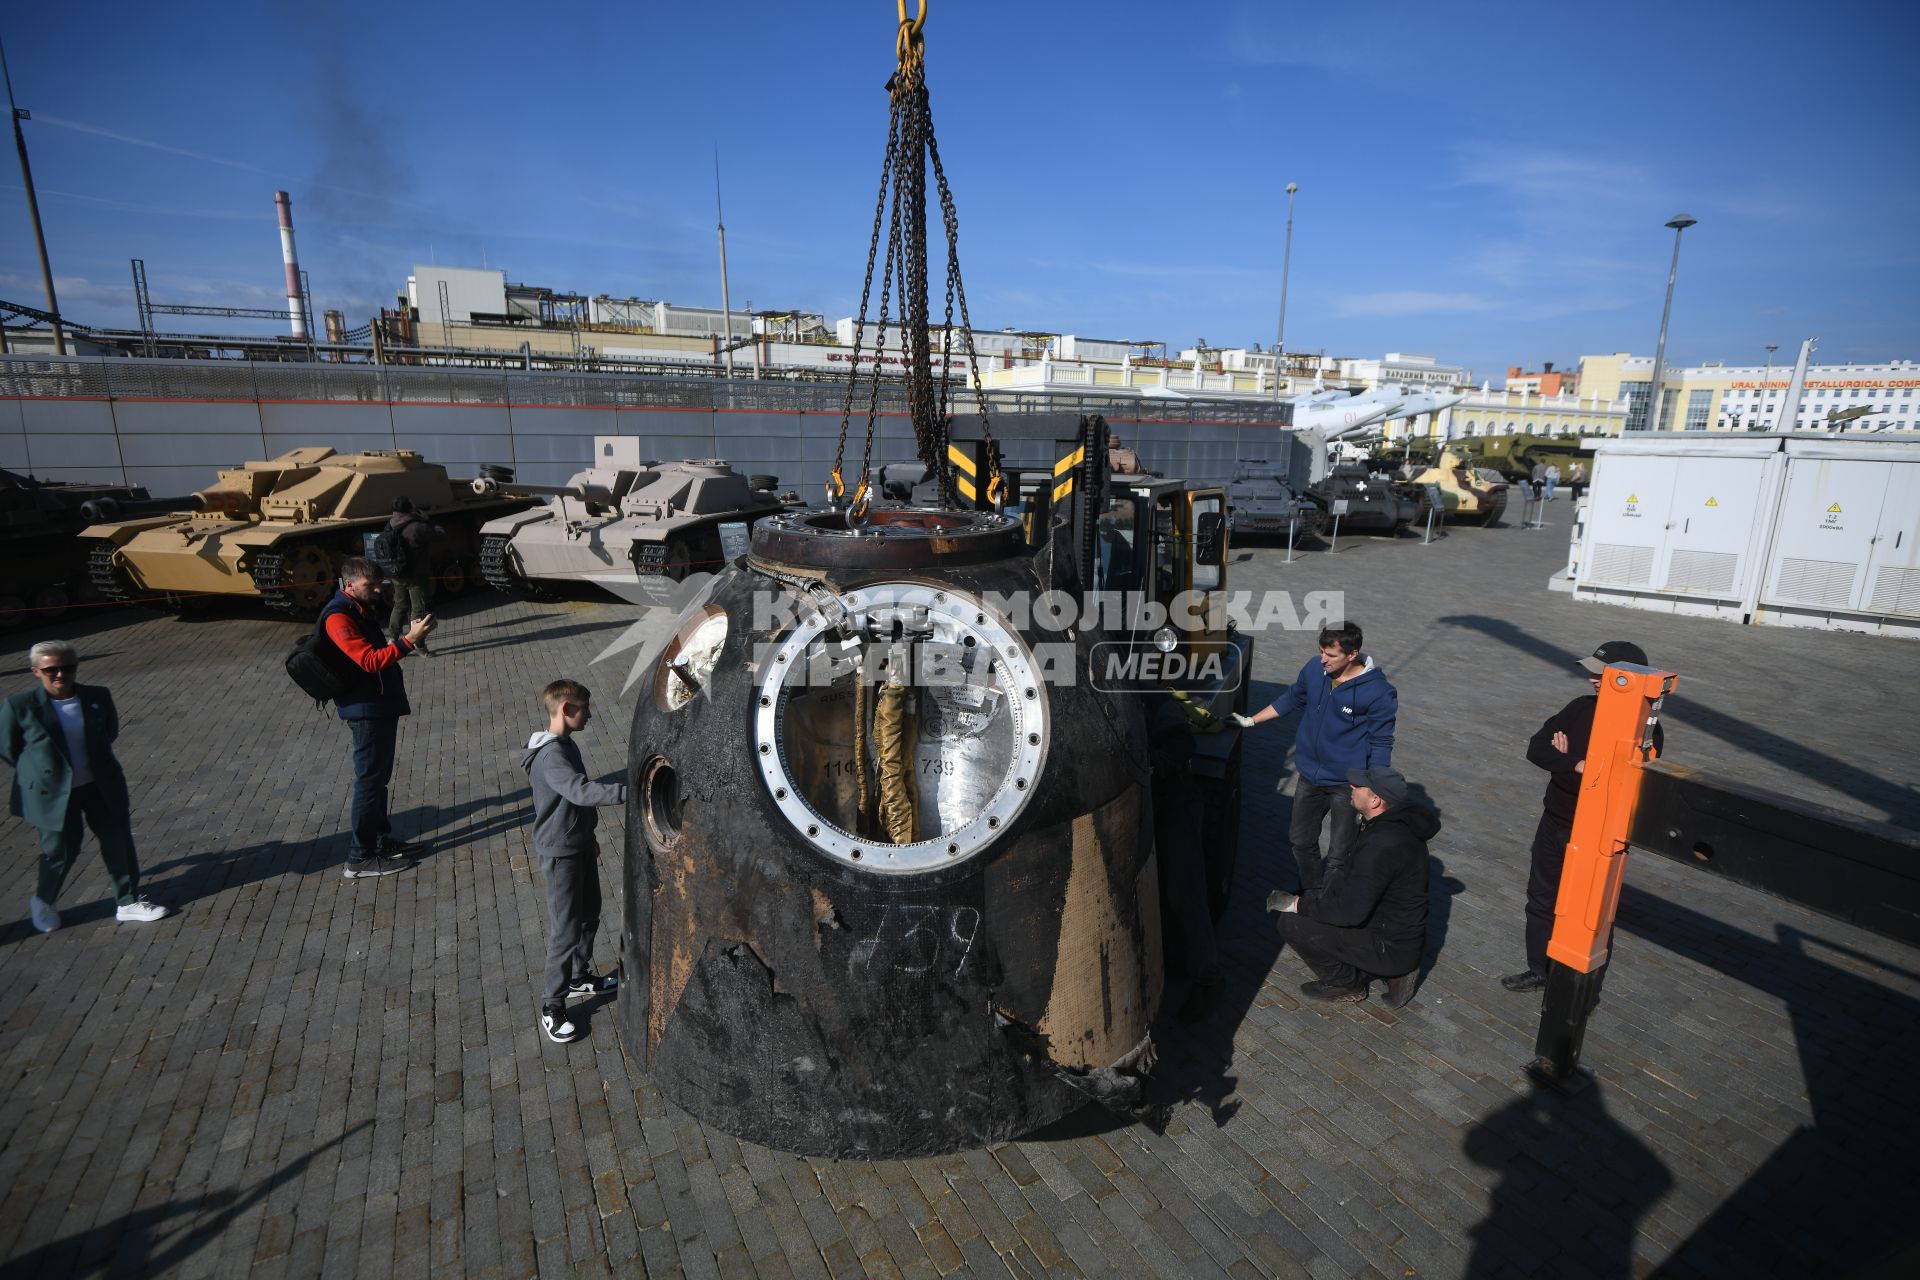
left=1267, top=767, right=1436, bottom=1007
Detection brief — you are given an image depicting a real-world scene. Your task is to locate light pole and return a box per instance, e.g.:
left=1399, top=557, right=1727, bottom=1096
left=1639, top=212, right=1696, bottom=430
left=1273, top=181, right=1297, bottom=401
left=1, top=37, right=63, bottom=355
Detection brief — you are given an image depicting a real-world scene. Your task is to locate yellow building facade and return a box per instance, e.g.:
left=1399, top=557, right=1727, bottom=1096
left=1578, top=353, right=1920, bottom=432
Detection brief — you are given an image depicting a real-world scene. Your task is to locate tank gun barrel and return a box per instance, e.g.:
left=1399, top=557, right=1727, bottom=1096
left=81, top=490, right=252, bottom=522
left=468, top=475, right=608, bottom=502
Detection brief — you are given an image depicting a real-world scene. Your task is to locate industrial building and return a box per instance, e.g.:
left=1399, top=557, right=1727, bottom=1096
left=1578, top=353, right=1920, bottom=433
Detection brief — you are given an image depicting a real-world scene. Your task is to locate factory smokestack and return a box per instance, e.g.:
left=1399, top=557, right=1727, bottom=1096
left=274, top=190, right=306, bottom=339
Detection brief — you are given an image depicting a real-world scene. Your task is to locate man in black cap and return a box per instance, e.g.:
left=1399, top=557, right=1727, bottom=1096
left=1500, top=640, right=1663, bottom=993
left=1267, top=766, right=1436, bottom=1006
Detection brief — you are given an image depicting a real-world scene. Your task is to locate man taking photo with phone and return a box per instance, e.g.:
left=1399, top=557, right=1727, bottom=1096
left=320, top=557, right=435, bottom=877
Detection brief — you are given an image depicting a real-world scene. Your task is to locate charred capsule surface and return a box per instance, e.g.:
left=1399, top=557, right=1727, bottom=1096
left=620, top=508, right=1162, bottom=1157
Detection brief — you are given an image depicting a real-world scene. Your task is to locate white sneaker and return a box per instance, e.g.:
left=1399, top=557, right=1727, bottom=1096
left=541, top=1008, right=583, bottom=1044
left=29, top=896, right=59, bottom=933
left=115, top=898, right=170, bottom=923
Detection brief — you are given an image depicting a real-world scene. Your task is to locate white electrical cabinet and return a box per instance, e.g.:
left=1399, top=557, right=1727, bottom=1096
left=1755, top=441, right=1920, bottom=636
left=1574, top=438, right=1784, bottom=619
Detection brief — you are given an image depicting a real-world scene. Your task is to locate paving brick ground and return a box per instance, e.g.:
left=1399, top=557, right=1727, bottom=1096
left=1, top=506, right=1916, bottom=1278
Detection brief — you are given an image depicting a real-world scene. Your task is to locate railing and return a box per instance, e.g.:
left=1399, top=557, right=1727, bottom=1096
left=0, top=355, right=1290, bottom=424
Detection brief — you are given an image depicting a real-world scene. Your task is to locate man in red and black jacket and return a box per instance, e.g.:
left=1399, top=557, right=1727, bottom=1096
left=321, top=557, right=435, bottom=878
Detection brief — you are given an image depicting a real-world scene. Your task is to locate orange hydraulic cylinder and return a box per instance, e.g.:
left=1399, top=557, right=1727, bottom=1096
left=1544, top=664, right=1678, bottom=974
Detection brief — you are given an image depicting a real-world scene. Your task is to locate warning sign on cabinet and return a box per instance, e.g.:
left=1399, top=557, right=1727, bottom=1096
left=1820, top=501, right=1845, bottom=532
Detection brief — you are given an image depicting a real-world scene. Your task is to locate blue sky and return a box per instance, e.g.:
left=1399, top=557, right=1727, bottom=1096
left=5, top=1, right=1917, bottom=382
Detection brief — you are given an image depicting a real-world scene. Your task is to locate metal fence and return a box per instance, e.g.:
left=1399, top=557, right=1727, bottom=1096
left=0, top=355, right=1301, bottom=492
left=0, top=355, right=1289, bottom=421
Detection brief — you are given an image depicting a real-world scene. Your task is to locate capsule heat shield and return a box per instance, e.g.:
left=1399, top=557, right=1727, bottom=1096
left=619, top=509, right=1162, bottom=1157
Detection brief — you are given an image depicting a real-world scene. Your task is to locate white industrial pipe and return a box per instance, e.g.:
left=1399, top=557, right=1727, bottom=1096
left=275, top=190, right=306, bottom=339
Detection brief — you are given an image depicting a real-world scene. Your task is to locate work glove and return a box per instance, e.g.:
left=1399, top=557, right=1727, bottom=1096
left=1230, top=712, right=1257, bottom=728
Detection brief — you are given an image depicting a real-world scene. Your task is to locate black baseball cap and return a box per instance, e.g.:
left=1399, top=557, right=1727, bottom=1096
left=1578, top=640, right=1648, bottom=675
left=1346, top=767, right=1409, bottom=807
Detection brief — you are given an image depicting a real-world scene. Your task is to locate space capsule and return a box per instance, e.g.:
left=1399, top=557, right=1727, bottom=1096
left=618, top=505, right=1162, bottom=1157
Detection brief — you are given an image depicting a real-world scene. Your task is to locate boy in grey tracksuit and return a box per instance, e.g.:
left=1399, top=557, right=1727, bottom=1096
left=523, top=679, right=627, bottom=1044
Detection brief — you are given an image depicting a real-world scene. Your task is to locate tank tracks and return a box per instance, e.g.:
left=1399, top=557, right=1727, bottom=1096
left=247, top=551, right=301, bottom=615
left=86, top=540, right=131, bottom=601
left=480, top=533, right=541, bottom=598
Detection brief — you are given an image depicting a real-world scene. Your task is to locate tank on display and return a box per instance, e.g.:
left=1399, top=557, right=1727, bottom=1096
left=1225, top=460, right=1324, bottom=538
left=0, top=470, right=149, bottom=625
left=619, top=506, right=1162, bottom=1158
left=1306, top=463, right=1420, bottom=534
left=1453, top=433, right=1594, bottom=485
left=79, top=447, right=537, bottom=616
left=1396, top=447, right=1511, bottom=525
left=474, top=437, right=789, bottom=596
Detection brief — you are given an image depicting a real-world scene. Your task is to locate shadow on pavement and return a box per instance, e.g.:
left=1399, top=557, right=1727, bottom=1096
left=435, top=620, right=619, bottom=657
left=0, top=1121, right=368, bottom=1276
left=1435, top=613, right=1919, bottom=830
left=1612, top=884, right=1920, bottom=1275
left=1462, top=1081, right=1671, bottom=1279
left=139, top=789, right=532, bottom=909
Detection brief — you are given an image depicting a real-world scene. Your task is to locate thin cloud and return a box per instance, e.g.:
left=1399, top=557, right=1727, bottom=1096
left=35, top=114, right=265, bottom=174
left=1334, top=291, right=1497, bottom=318
left=0, top=272, right=132, bottom=308
left=0, top=184, right=260, bottom=223
left=36, top=112, right=440, bottom=217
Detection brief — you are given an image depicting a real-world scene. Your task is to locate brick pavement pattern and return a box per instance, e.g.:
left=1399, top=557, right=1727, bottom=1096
left=0, top=513, right=1916, bottom=1278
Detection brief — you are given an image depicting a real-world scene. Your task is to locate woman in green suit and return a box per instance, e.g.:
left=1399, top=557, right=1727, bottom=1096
left=1, top=641, right=168, bottom=931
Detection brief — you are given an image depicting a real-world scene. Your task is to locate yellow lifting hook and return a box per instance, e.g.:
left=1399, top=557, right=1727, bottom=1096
left=897, top=0, right=928, bottom=61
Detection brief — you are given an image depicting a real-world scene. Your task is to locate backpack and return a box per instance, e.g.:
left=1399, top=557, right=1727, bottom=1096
left=286, top=614, right=360, bottom=705
left=371, top=522, right=414, bottom=576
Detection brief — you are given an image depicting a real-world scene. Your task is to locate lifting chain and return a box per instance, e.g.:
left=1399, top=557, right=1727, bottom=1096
left=831, top=0, right=1003, bottom=517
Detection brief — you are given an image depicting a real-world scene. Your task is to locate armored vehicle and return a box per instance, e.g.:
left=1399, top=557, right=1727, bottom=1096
left=1225, top=460, right=1324, bottom=539
left=0, top=470, right=149, bottom=625
left=1396, top=447, right=1511, bottom=525
left=79, top=447, right=537, bottom=616
left=1306, top=463, right=1420, bottom=535
left=1453, top=432, right=1593, bottom=485
left=474, top=438, right=789, bottom=597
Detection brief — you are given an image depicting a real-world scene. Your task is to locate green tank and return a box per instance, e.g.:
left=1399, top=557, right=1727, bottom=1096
left=1450, top=433, right=1593, bottom=485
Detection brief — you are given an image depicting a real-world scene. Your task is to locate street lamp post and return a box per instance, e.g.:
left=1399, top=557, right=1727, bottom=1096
left=1639, top=212, right=1696, bottom=430
left=1, top=37, right=63, bottom=356
left=1273, top=181, right=1297, bottom=401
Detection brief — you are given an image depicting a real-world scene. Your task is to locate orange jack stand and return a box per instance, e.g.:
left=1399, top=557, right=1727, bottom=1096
left=1528, top=663, right=1677, bottom=1085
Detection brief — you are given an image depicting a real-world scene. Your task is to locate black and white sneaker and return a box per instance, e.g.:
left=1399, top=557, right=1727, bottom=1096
left=541, top=1007, right=583, bottom=1044
left=566, top=973, right=619, bottom=1000
left=343, top=853, right=413, bottom=879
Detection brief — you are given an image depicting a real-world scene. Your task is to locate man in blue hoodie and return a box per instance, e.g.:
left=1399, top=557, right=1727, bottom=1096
left=1233, top=622, right=1397, bottom=895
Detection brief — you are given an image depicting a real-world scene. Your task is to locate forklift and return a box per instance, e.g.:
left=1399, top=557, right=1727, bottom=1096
left=951, top=413, right=1253, bottom=922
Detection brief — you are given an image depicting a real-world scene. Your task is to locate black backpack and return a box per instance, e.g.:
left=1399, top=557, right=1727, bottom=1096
left=286, top=612, right=361, bottom=705
left=371, top=522, right=414, bottom=576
